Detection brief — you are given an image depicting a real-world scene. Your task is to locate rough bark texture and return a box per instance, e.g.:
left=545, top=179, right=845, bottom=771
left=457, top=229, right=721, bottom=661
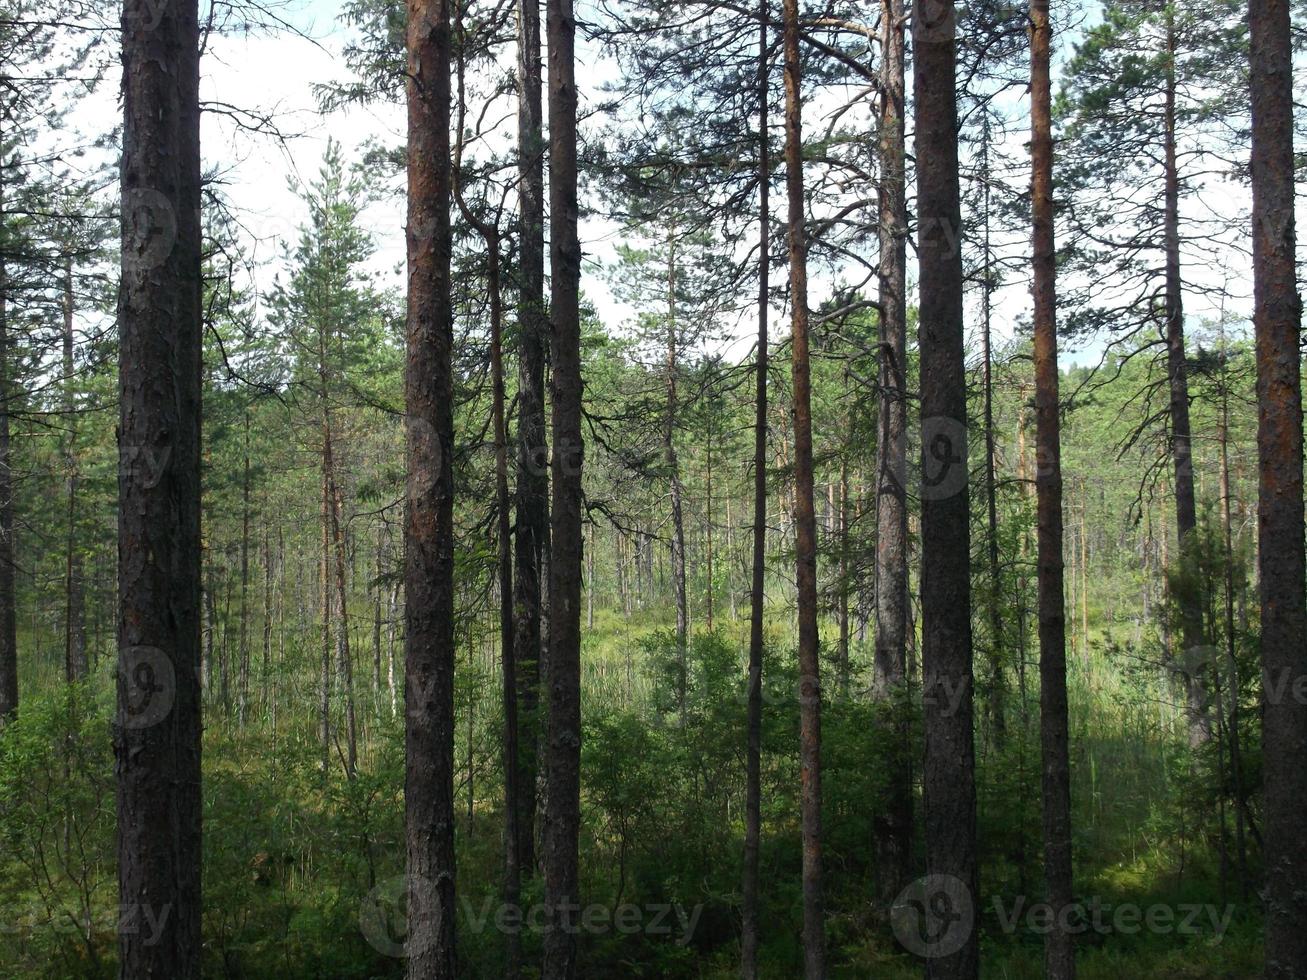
left=872, top=0, right=912, bottom=910
left=513, top=0, right=547, bottom=878
left=1250, top=0, right=1307, bottom=974
left=1031, top=2, right=1075, bottom=975
left=404, top=1, right=458, bottom=974
left=542, top=0, right=583, bottom=970
left=740, top=16, right=768, bottom=976
left=115, top=0, right=204, bottom=974
left=782, top=0, right=825, bottom=973
left=913, top=1, right=979, bottom=977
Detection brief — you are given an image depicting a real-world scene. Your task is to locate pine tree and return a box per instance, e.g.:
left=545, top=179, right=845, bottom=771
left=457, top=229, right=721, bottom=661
left=115, top=0, right=204, bottom=973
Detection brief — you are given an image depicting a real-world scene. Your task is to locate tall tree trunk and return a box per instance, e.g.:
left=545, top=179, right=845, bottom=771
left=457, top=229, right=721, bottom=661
left=328, top=464, right=358, bottom=778
left=513, top=0, right=547, bottom=879
left=320, top=469, right=333, bottom=772
left=1250, top=0, right=1307, bottom=973
left=914, top=1, right=979, bottom=977
left=452, top=56, right=520, bottom=960
left=62, top=258, right=87, bottom=682
left=837, top=455, right=848, bottom=697
left=263, top=521, right=273, bottom=713
left=542, top=0, right=584, bottom=969
left=1161, top=6, right=1207, bottom=746
left=782, top=0, right=824, bottom=972
left=1031, top=3, right=1075, bottom=975
left=706, top=424, right=714, bottom=632
left=404, top=0, right=458, bottom=973
left=0, top=201, right=16, bottom=722
left=979, top=118, right=1005, bottom=745
left=873, top=0, right=912, bottom=908
left=1215, top=349, right=1249, bottom=897
left=115, top=0, right=203, bottom=972
left=666, top=229, right=689, bottom=718
left=202, top=562, right=215, bottom=698
left=238, top=412, right=251, bottom=725
left=740, top=16, right=768, bottom=975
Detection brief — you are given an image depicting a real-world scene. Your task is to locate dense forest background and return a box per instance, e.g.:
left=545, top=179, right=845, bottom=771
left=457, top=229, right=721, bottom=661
left=0, top=0, right=1304, bottom=976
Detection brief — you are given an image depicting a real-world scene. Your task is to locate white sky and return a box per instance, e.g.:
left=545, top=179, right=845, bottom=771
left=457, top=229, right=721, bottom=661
left=64, top=0, right=1295, bottom=372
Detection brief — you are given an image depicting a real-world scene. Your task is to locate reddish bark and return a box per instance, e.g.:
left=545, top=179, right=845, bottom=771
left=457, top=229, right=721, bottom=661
left=782, top=0, right=825, bottom=972
left=404, top=0, right=458, bottom=974
left=1250, top=0, right=1307, bottom=974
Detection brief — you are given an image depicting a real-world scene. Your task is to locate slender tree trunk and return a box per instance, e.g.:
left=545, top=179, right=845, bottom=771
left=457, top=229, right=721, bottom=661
left=203, top=562, right=215, bottom=698
left=666, top=229, right=689, bottom=718
left=320, top=469, right=333, bottom=773
left=837, top=455, right=848, bottom=697
left=373, top=530, right=383, bottom=700
left=238, top=413, right=251, bottom=726
left=1216, top=356, right=1249, bottom=897
left=542, top=0, right=583, bottom=968
left=1250, top=0, right=1307, bottom=973
left=62, top=258, right=87, bottom=682
left=873, top=0, right=912, bottom=908
left=1032, top=3, right=1075, bottom=975
left=451, top=49, right=521, bottom=962
left=115, top=0, right=203, bottom=972
left=405, top=1, right=458, bottom=973
left=513, top=0, right=547, bottom=879
left=328, top=466, right=358, bottom=778
left=980, top=121, right=1006, bottom=744
left=782, top=1, right=824, bottom=972
left=1161, top=7, right=1207, bottom=746
left=0, top=209, right=15, bottom=723
left=740, top=18, right=768, bottom=975
left=706, top=426, right=715, bottom=632
left=915, top=1, right=979, bottom=976
left=263, top=521, right=273, bottom=713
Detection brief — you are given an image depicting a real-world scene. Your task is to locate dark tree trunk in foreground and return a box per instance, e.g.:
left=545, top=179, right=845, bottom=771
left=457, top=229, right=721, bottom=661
left=872, top=0, right=912, bottom=909
left=1250, top=0, right=1307, bottom=974
left=542, top=0, right=583, bottom=970
left=782, top=0, right=825, bottom=972
left=405, top=0, right=458, bottom=974
left=740, top=14, right=768, bottom=976
left=115, top=0, right=204, bottom=974
left=914, top=1, right=979, bottom=977
left=514, top=0, right=547, bottom=879
left=1031, top=2, right=1075, bottom=975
